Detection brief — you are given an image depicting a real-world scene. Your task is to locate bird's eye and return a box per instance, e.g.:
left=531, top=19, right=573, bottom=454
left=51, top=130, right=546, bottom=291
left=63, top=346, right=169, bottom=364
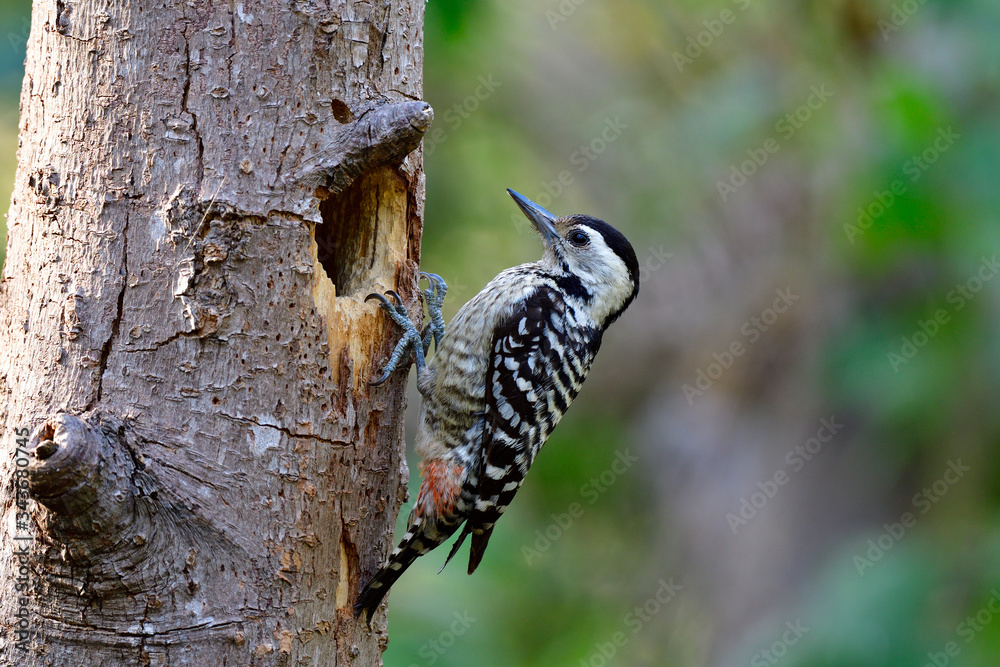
left=568, top=230, right=590, bottom=247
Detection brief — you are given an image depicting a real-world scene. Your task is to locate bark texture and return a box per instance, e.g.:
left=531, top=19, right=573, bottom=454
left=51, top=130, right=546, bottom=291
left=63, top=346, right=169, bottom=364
left=0, top=1, right=430, bottom=665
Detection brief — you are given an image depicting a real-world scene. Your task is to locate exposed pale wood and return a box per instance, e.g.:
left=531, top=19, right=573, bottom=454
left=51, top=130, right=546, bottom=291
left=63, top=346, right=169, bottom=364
left=0, top=1, right=429, bottom=664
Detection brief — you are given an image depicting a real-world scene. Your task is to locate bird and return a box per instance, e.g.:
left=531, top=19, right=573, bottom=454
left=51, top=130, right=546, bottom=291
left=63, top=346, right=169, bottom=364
left=354, top=189, right=639, bottom=624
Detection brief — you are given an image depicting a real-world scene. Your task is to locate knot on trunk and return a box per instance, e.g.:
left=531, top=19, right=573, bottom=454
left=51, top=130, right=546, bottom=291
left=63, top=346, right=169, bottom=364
left=290, top=100, right=433, bottom=192
left=26, top=413, right=140, bottom=542
left=23, top=414, right=254, bottom=636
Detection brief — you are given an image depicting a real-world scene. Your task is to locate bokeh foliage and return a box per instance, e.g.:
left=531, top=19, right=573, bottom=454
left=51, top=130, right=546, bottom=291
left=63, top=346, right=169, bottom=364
left=0, top=0, right=27, bottom=271
left=2, top=1, right=999, bottom=665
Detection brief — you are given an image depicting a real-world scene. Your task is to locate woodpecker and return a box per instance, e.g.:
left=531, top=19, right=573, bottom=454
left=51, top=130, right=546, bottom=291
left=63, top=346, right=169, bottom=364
left=355, top=189, right=639, bottom=624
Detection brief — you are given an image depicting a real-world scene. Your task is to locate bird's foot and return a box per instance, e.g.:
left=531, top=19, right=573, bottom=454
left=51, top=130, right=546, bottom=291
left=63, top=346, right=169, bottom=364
left=366, top=290, right=426, bottom=386
left=419, top=272, right=448, bottom=354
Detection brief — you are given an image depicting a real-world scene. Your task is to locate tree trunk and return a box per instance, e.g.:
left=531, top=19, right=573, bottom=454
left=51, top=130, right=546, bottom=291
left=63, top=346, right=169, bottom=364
left=0, top=1, right=430, bottom=665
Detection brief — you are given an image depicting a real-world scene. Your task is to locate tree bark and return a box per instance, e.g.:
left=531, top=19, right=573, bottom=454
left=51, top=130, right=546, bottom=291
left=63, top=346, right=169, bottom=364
left=0, top=1, right=430, bottom=665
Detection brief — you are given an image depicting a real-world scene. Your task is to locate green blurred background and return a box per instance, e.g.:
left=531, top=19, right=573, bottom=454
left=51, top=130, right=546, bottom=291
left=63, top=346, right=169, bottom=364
left=3, top=0, right=1000, bottom=665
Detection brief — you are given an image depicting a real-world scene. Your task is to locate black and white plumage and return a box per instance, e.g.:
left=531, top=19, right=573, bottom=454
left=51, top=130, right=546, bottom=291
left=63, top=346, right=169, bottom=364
left=354, top=190, right=639, bottom=624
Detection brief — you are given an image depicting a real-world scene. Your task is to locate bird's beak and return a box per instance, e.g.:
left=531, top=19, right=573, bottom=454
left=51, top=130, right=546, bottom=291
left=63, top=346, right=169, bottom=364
left=507, top=189, right=560, bottom=247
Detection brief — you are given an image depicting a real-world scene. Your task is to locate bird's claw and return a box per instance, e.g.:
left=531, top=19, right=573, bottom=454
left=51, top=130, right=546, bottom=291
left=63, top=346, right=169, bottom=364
left=418, top=272, right=448, bottom=352
left=364, top=291, right=397, bottom=309
left=367, top=289, right=426, bottom=386
left=368, top=274, right=448, bottom=386
left=419, top=273, right=447, bottom=303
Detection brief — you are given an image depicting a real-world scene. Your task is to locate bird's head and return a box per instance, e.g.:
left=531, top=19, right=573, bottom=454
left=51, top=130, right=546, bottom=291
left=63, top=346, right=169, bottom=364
left=507, top=189, right=640, bottom=327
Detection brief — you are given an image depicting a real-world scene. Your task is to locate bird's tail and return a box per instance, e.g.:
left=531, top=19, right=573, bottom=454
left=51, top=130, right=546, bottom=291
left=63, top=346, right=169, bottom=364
left=468, top=525, right=495, bottom=575
left=354, top=515, right=459, bottom=624
left=355, top=459, right=469, bottom=624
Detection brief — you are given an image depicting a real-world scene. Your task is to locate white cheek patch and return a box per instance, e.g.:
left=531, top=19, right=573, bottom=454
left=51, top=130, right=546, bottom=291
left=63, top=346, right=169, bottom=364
left=566, top=235, right=633, bottom=323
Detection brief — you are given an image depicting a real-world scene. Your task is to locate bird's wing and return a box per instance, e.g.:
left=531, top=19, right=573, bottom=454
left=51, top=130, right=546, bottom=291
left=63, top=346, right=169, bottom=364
left=465, top=284, right=602, bottom=573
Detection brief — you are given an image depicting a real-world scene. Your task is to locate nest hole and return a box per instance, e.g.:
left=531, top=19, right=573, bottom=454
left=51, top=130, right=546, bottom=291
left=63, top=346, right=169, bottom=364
left=315, top=174, right=378, bottom=298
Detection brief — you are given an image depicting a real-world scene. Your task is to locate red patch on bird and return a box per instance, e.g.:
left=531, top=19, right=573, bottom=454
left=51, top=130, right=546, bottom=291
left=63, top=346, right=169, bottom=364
left=416, top=460, right=465, bottom=518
